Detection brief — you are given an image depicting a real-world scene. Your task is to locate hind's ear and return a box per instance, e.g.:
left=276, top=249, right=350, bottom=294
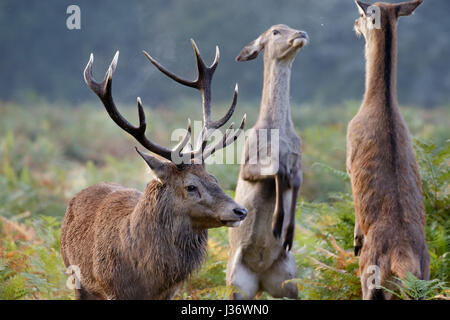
left=396, top=0, right=423, bottom=17
left=135, top=147, right=170, bottom=181
left=236, top=35, right=265, bottom=62
left=355, top=0, right=371, bottom=16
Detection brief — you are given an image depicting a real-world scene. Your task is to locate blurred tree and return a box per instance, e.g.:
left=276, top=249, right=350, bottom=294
left=0, top=0, right=448, bottom=108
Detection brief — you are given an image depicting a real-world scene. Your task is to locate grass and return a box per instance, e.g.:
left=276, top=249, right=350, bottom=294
left=0, top=100, right=448, bottom=300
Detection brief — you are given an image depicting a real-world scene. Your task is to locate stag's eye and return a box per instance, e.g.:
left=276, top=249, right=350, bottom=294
left=186, top=185, right=197, bottom=192
left=272, top=30, right=280, bottom=36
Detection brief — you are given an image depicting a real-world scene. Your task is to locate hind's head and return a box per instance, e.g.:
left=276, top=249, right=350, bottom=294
left=354, top=0, right=423, bottom=39
left=236, top=24, right=309, bottom=63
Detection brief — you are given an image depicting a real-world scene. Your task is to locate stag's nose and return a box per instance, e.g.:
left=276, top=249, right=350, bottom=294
left=233, top=207, right=248, bottom=220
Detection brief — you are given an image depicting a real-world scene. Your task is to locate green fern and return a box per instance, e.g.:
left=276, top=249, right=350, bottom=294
left=382, top=272, right=449, bottom=300
left=414, top=139, right=449, bottom=282
left=312, top=162, right=350, bottom=181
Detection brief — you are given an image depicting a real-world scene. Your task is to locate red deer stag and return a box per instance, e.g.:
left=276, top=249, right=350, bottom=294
left=60, top=40, right=247, bottom=300
left=348, top=0, right=429, bottom=299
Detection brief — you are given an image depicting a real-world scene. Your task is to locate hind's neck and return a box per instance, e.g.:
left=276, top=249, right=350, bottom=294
left=362, top=22, right=399, bottom=113
left=257, top=56, right=294, bottom=128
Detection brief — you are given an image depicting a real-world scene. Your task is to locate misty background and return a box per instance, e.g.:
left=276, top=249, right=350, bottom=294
left=0, top=0, right=449, bottom=108
left=0, top=1, right=448, bottom=300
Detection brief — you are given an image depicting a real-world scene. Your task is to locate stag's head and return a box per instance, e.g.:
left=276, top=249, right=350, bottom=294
left=236, top=24, right=308, bottom=63
left=139, top=156, right=247, bottom=229
left=84, top=40, right=247, bottom=230
left=354, top=0, right=423, bottom=38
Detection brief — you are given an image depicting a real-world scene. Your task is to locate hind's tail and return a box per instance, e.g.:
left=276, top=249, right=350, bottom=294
left=359, top=242, right=429, bottom=300
left=359, top=248, right=391, bottom=300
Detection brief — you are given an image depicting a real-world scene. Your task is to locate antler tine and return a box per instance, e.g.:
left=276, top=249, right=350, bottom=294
left=193, top=42, right=239, bottom=133
left=144, top=40, right=218, bottom=126
left=189, top=39, right=216, bottom=128
left=142, top=41, right=245, bottom=164
left=191, top=83, right=239, bottom=153
left=208, top=83, right=239, bottom=129
left=83, top=52, right=118, bottom=97
left=202, top=113, right=246, bottom=159
left=190, top=39, right=208, bottom=73
left=142, top=50, right=198, bottom=88
left=84, top=52, right=173, bottom=161
left=201, top=122, right=235, bottom=160
left=189, top=39, right=219, bottom=73
left=212, top=45, right=220, bottom=70
left=172, top=119, right=192, bottom=155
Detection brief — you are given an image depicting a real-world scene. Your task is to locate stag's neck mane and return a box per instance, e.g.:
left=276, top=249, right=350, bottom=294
left=363, top=21, right=399, bottom=111
left=129, top=180, right=207, bottom=283
left=257, top=56, right=294, bottom=129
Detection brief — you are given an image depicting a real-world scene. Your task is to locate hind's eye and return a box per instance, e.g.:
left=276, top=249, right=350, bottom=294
left=272, top=30, right=280, bottom=36
left=186, top=185, right=197, bottom=192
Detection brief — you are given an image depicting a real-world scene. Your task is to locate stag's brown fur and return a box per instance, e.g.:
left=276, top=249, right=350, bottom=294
left=61, top=163, right=245, bottom=299
left=348, top=0, right=429, bottom=299
left=61, top=43, right=247, bottom=300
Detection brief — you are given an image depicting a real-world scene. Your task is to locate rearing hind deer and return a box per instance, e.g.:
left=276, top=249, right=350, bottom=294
left=60, top=40, right=247, bottom=300
left=227, top=24, right=308, bottom=299
left=348, top=0, right=429, bottom=299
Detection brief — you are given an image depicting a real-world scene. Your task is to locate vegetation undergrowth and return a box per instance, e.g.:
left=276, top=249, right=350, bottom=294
left=0, top=101, right=448, bottom=299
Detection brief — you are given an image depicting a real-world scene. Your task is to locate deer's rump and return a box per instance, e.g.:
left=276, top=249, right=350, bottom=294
left=359, top=221, right=429, bottom=281
left=60, top=183, right=142, bottom=298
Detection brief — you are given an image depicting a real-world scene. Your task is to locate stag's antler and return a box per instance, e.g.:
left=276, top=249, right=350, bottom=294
left=143, top=39, right=246, bottom=160
left=84, top=40, right=245, bottom=165
left=84, top=51, right=192, bottom=162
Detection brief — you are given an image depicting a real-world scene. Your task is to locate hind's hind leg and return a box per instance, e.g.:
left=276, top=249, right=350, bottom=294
left=226, top=248, right=259, bottom=299
left=260, top=251, right=298, bottom=299
left=420, top=249, right=430, bottom=281
left=360, top=264, right=386, bottom=300
left=359, top=247, right=390, bottom=300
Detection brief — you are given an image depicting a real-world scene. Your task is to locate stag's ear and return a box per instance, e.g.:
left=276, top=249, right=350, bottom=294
left=355, top=0, right=371, bottom=16
left=135, top=147, right=170, bottom=181
left=236, top=36, right=265, bottom=62
left=395, top=0, right=423, bottom=17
